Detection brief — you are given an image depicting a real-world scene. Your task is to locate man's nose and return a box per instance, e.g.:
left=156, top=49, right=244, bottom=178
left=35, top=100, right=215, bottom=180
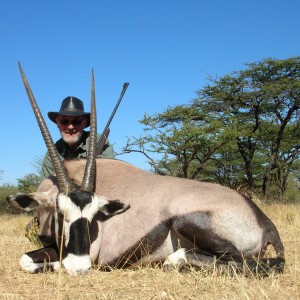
left=66, top=124, right=76, bottom=129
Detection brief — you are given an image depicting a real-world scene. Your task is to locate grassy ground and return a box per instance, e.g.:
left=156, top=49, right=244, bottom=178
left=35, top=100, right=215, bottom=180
left=0, top=203, right=299, bottom=300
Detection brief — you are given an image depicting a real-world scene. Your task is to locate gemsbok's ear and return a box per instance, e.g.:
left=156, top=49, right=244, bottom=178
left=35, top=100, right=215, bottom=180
left=95, top=196, right=130, bottom=217
left=7, top=193, right=40, bottom=212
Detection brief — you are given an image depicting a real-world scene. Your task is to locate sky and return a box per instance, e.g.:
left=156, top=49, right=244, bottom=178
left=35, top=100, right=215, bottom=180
left=0, top=0, right=299, bottom=185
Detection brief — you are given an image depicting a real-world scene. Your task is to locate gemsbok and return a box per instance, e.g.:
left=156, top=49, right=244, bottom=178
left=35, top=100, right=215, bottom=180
left=7, top=64, right=285, bottom=275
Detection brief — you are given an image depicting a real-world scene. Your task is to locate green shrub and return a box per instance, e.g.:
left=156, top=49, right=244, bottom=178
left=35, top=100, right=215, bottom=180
left=0, top=184, right=20, bottom=214
left=283, top=179, right=300, bottom=204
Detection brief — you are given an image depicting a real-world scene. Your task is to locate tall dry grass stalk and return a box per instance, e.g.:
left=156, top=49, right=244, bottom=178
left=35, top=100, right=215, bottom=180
left=0, top=203, right=299, bottom=299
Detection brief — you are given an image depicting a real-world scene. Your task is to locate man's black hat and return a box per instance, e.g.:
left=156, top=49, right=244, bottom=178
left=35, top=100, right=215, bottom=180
left=48, top=96, right=90, bottom=128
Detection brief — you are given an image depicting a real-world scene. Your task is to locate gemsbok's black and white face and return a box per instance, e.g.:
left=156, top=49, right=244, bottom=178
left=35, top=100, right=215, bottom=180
left=55, top=191, right=128, bottom=274
left=10, top=189, right=129, bottom=275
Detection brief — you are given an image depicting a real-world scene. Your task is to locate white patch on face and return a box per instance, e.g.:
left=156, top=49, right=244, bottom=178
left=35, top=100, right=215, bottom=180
left=57, top=194, right=83, bottom=247
left=81, top=194, right=110, bottom=221
left=57, top=193, right=109, bottom=223
left=62, top=253, right=92, bottom=275
left=19, top=254, right=60, bottom=273
left=57, top=194, right=82, bottom=222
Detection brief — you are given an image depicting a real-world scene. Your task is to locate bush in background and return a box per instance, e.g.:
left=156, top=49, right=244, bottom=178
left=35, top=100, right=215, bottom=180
left=0, top=184, right=19, bottom=214
left=0, top=172, right=40, bottom=215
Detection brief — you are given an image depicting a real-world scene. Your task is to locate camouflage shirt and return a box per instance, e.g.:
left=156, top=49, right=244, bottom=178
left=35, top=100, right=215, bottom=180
left=40, top=130, right=115, bottom=180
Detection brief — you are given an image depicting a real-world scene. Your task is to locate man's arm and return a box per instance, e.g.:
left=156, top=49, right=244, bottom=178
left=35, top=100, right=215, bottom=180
left=97, top=138, right=115, bottom=159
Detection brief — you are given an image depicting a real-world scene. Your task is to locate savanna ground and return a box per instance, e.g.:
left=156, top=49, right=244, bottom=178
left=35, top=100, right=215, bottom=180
left=0, top=203, right=299, bottom=300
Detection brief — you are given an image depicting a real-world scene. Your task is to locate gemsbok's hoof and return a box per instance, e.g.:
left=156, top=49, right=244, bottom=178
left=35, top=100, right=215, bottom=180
left=163, top=249, right=187, bottom=271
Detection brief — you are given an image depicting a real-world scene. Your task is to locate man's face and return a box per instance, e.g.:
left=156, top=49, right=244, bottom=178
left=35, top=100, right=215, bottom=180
left=56, top=115, right=88, bottom=148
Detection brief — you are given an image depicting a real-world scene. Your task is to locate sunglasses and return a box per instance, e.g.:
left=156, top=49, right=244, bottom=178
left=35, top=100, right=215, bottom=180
left=57, top=118, right=84, bottom=126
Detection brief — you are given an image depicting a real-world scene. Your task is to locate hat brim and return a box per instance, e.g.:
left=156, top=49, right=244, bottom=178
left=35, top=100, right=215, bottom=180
left=48, top=112, right=90, bottom=128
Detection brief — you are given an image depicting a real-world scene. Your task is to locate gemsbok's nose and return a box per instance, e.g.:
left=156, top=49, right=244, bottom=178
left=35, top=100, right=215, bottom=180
left=63, top=254, right=92, bottom=275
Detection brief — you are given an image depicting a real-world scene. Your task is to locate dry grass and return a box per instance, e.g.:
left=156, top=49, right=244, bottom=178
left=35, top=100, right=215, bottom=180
left=0, top=204, right=299, bottom=300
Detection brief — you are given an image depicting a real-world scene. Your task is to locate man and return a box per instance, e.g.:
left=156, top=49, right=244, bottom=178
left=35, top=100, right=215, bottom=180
left=40, top=96, right=115, bottom=180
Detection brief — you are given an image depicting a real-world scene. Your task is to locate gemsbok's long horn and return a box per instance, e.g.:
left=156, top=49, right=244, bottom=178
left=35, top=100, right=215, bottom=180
left=81, top=70, right=97, bottom=192
left=18, top=62, right=71, bottom=194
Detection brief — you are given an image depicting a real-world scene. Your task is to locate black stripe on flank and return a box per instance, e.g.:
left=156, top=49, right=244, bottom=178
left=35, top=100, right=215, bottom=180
left=172, top=212, right=241, bottom=261
left=67, top=218, right=91, bottom=256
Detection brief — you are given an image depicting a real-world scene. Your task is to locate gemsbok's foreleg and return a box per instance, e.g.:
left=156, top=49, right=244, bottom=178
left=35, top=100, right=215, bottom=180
left=19, top=244, right=60, bottom=273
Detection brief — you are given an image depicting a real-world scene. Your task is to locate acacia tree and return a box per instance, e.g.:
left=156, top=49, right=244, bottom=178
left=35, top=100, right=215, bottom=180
left=121, top=105, right=232, bottom=179
left=236, top=58, right=300, bottom=200
left=258, top=121, right=300, bottom=200
left=119, top=57, right=300, bottom=202
left=195, top=57, right=300, bottom=200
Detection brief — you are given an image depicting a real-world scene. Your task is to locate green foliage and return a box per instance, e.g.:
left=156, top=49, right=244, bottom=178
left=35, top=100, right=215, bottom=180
left=17, top=173, right=41, bottom=193
left=31, top=156, right=44, bottom=174
left=0, top=184, right=19, bottom=214
left=281, top=161, right=300, bottom=203
left=24, top=217, right=43, bottom=248
left=0, top=172, right=41, bottom=215
left=119, top=57, right=300, bottom=203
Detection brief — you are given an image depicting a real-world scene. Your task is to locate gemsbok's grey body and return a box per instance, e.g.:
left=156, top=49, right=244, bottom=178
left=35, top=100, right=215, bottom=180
left=7, top=64, right=285, bottom=275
